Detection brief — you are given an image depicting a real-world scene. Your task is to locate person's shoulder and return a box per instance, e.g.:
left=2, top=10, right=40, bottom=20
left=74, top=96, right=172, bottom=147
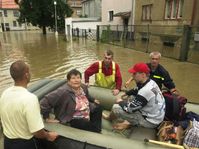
left=158, top=64, right=169, bottom=73
left=80, top=83, right=88, bottom=91
left=114, top=61, right=120, bottom=67
left=26, top=90, right=38, bottom=100
left=87, top=61, right=100, bottom=68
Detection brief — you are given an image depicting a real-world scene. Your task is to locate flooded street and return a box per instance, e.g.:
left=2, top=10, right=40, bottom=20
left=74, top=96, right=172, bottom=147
left=0, top=31, right=199, bottom=103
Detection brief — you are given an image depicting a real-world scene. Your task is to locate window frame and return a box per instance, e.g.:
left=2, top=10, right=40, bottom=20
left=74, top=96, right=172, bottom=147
left=13, top=10, right=19, bottom=17
left=108, top=10, right=114, bottom=22
left=13, top=21, right=17, bottom=27
left=164, top=0, right=184, bottom=20
left=141, top=4, right=152, bottom=21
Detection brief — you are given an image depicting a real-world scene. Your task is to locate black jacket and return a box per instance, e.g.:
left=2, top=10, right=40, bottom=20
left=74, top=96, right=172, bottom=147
left=147, top=63, right=175, bottom=90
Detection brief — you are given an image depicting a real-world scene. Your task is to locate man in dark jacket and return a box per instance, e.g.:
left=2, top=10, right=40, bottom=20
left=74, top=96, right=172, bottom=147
left=40, top=69, right=102, bottom=133
left=125, top=51, right=179, bottom=95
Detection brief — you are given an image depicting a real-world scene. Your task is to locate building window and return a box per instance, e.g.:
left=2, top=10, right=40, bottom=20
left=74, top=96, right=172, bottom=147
left=109, top=11, right=114, bottom=21
left=5, top=23, right=9, bottom=27
left=4, top=10, right=8, bottom=17
left=13, top=21, right=17, bottom=27
left=13, top=10, right=19, bottom=17
left=76, top=10, right=81, bottom=16
left=165, top=0, right=184, bottom=19
left=142, top=4, right=152, bottom=21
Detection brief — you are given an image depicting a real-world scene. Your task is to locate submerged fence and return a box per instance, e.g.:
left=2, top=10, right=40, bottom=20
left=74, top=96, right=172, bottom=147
left=96, top=25, right=199, bottom=64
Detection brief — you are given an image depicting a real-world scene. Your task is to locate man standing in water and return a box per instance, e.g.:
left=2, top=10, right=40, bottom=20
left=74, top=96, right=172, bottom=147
left=125, top=51, right=179, bottom=95
left=0, top=60, right=58, bottom=149
left=84, top=49, right=122, bottom=95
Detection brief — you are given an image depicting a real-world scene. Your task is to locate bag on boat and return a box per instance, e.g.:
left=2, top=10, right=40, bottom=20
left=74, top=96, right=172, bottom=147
left=162, top=91, right=187, bottom=121
left=157, top=121, right=185, bottom=145
left=183, top=119, right=199, bottom=148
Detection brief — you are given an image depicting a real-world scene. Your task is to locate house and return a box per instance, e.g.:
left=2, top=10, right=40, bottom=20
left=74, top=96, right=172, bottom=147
left=82, top=0, right=101, bottom=18
left=101, top=0, right=134, bottom=26
left=135, top=0, right=199, bottom=26
left=0, top=0, right=38, bottom=31
left=67, top=0, right=82, bottom=18
left=133, top=0, right=199, bottom=63
left=65, top=0, right=102, bottom=40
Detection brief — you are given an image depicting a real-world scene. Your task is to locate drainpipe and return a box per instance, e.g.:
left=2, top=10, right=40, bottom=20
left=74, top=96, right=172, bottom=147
left=131, top=0, right=135, bottom=25
left=191, top=0, right=196, bottom=25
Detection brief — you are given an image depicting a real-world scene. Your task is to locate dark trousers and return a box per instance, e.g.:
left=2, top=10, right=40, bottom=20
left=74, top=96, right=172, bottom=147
left=4, top=136, right=37, bottom=149
left=70, top=104, right=102, bottom=133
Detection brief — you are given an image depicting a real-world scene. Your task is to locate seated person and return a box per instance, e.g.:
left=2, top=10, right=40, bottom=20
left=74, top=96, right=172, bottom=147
left=105, top=63, right=165, bottom=130
left=125, top=51, right=179, bottom=95
left=40, top=69, right=102, bottom=133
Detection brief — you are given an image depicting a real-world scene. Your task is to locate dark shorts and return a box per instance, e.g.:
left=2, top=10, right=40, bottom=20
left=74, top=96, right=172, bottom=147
left=4, top=136, right=37, bottom=149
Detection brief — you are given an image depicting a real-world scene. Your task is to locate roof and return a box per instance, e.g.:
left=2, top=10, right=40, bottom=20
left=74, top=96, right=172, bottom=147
left=0, top=0, right=19, bottom=9
left=113, top=11, right=131, bottom=18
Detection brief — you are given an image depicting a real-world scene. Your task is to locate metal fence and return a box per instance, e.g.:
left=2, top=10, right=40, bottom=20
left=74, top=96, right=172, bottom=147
left=97, top=25, right=199, bottom=64
left=72, top=28, right=96, bottom=40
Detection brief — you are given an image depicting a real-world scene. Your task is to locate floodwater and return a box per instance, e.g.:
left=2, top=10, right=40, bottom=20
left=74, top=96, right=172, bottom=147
left=0, top=31, right=199, bottom=103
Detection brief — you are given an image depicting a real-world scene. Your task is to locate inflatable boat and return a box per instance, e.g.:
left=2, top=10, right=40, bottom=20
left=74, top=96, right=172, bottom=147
left=1, top=79, right=199, bottom=149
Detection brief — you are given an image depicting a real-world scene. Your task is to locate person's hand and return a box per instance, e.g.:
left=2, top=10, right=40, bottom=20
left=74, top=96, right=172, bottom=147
left=85, top=82, right=89, bottom=87
left=112, top=89, right=120, bottom=96
left=94, top=99, right=100, bottom=104
left=125, top=80, right=131, bottom=88
left=121, top=93, right=128, bottom=99
left=45, top=118, right=60, bottom=123
left=115, top=98, right=123, bottom=103
left=170, top=89, right=180, bottom=96
left=47, top=131, right=59, bottom=141
left=172, top=90, right=180, bottom=96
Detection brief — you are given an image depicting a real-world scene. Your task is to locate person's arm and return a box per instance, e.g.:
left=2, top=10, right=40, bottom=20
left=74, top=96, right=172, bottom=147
left=115, top=64, right=122, bottom=91
left=84, top=62, right=99, bottom=84
left=161, top=67, right=179, bottom=94
left=33, top=129, right=58, bottom=141
left=26, top=95, right=58, bottom=141
left=160, top=66, right=175, bottom=89
left=125, top=77, right=133, bottom=88
left=82, top=84, right=95, bottom=103
left=40, top=88, right=63, bottom=120
left=125, top=88, right=138, bottom=96
left=120, top=95, right=148, bottom=113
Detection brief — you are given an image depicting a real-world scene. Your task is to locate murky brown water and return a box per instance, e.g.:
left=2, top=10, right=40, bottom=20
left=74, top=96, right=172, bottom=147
left=0, top=31, right=199, bottom=103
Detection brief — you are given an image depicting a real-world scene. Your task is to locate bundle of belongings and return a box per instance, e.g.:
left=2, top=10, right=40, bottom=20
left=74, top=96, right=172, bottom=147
left=157, top=111, right=199, bottom=149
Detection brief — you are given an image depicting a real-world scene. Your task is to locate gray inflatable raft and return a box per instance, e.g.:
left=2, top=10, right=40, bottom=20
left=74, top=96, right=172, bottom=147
left=1, top=79, right=198, bottom=149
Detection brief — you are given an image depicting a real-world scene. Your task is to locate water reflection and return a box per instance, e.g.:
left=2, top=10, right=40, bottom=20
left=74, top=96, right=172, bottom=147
left=0, top=31, right=199, bottom=103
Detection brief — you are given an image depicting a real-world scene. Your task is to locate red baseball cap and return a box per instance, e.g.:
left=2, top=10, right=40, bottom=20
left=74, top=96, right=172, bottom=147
left=128, top=62, right=150, bottom=74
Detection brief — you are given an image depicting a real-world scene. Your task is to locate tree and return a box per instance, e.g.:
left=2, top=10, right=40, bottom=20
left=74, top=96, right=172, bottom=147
left=17, top=0, right=73, bottom=34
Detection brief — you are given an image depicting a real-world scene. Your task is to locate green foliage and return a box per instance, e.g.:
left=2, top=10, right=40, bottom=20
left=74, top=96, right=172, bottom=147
left=18, top=0, right=73, bottom=33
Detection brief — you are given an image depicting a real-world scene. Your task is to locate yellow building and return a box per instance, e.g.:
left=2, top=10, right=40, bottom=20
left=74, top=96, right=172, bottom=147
left=134, top=0, right=198, bottom=26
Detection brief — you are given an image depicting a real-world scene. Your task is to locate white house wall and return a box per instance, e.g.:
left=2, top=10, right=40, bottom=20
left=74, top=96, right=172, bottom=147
left=101, top=0, right=133, bottom=25
left=72, top=21, right=101, bottom=30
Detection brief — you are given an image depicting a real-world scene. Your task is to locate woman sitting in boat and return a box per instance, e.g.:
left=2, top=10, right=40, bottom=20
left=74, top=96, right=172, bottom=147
left=104, top=63, right=165, bottom=130
left=40, top=69, right=102, bottom=133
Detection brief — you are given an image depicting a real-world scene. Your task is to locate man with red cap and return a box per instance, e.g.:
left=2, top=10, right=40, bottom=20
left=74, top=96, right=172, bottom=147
left=104, top=62, right=165, bottom=130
